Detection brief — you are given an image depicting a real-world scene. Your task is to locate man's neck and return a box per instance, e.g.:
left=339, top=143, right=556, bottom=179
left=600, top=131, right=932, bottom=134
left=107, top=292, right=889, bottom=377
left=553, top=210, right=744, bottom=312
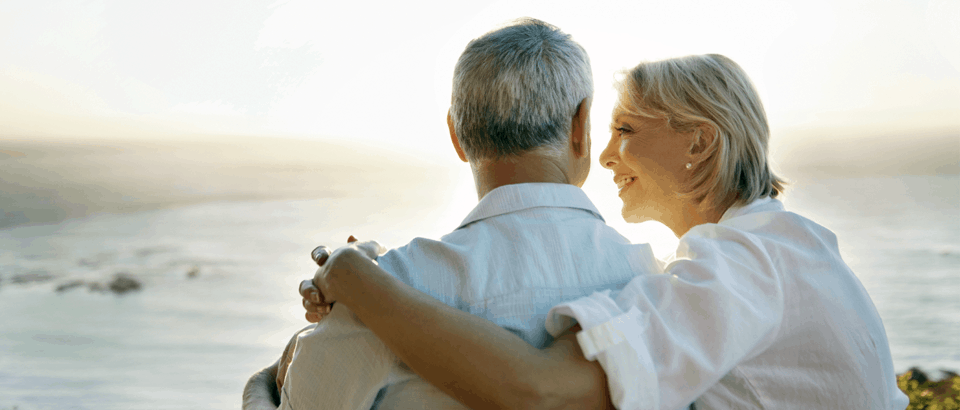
left=471, top=152, right=573, bottom=200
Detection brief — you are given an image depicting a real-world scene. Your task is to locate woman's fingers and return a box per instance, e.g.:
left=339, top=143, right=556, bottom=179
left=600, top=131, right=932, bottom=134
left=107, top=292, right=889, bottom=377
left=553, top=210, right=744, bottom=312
left=302, top=293, right=331, bottom=312
left=302, top=298, right=332, bottom=323
left=302, top=238, right=383, bottom=324
left=311, top=246, right=331, bottom=266
left=347, top=237, right=387, bottom=260
left=300, top=279, right=333, bottom=324
left=299, top=279, right=321, bottom=303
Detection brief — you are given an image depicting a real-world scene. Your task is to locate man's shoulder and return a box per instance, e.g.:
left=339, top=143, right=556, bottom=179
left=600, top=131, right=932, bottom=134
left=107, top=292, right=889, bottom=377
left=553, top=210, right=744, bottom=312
left=381, top=214, right=653, bottom=274
left=378, top=218, right=498, bottom=264
left=375, top=235, right=462, bottom=282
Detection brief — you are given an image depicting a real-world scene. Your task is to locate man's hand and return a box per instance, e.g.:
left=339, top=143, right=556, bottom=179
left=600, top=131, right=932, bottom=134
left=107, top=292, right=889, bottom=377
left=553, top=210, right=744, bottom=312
left=242, top=360, right=280, bottom=410
left=300, top=236, right=386, bottom=323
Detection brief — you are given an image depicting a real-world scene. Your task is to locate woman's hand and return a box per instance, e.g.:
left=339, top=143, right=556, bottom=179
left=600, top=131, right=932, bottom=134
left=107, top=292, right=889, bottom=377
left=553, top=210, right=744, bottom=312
left=299, top=236, right=386, bottom=323
left=296, top=238, right=610, bottom=409
left=300, top=278, right=332, bottom=323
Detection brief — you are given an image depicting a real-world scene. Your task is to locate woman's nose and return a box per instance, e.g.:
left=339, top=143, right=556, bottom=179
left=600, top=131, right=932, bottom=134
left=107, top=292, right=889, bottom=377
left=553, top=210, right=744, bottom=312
left=599, top=136, right=619, bottom=169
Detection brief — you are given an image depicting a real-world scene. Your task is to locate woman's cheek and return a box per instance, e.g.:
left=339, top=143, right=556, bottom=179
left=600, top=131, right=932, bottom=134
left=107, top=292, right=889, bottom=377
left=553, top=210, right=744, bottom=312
left=621, top=143, right=642, bottom=167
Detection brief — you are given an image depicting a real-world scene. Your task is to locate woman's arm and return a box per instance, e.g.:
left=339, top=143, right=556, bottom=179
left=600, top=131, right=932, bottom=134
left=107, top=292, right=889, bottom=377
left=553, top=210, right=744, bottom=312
left=313, top=246, right=613, bottom=410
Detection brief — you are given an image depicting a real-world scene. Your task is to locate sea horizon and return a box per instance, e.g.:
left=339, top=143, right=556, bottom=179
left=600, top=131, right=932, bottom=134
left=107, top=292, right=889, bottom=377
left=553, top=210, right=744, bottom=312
left=1, top=133, right=958, bottom=409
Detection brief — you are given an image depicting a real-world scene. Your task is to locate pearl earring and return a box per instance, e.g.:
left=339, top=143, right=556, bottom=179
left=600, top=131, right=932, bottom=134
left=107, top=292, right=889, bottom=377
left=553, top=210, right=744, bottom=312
left=685, top=163, right=692, bottom=169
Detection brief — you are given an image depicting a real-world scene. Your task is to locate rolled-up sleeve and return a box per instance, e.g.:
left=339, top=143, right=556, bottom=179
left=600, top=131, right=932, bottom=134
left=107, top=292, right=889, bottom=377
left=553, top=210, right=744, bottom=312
left=280, top=305, right=412, bottom=410
left=546, top=225, right=786, bottom=410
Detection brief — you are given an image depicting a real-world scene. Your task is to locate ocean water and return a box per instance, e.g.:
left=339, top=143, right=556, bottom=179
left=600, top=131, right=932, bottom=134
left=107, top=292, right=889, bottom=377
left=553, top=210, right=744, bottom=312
left=0, top=174, right=957, bottom=409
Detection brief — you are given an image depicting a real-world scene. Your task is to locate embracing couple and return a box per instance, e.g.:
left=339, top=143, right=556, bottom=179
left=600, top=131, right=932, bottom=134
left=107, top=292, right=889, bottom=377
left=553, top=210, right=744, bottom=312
left=243, top=18, right=908, bottom=410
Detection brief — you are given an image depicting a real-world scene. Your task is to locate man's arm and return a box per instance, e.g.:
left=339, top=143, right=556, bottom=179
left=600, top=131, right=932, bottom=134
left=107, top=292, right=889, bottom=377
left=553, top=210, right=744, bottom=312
left=242, top=359, right=280, bottom=410
left=243, top=324, right=313, bottom=410
left=312, top=246, right=613, bottom=410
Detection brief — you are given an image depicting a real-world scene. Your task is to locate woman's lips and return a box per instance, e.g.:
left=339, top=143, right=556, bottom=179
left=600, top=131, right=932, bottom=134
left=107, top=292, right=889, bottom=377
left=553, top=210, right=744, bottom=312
left=617, top=176, right=637, bottom=195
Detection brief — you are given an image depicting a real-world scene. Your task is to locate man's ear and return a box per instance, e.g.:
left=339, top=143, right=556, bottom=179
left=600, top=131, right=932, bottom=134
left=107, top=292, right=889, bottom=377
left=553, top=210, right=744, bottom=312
left=448, top=110, right=468, bottom=163
left=570, top=98, right=590, bottom=159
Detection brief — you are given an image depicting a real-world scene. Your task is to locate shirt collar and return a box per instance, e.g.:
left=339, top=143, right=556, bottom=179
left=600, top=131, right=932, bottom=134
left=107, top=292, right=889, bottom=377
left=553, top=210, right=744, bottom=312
left=457, top=183, right=604, bottom=229
left=719, top=196, right=785, bottom=223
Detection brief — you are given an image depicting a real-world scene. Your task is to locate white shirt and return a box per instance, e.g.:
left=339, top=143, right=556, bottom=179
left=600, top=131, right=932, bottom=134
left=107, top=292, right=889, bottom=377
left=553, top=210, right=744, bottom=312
left=546, top=198, right=909, bottom=410
left=279, top=183, right=660, bottom=409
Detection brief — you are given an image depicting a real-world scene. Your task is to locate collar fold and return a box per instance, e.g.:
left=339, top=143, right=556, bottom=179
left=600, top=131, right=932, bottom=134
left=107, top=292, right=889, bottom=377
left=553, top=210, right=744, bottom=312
left=719, top=197, right=785, bottom=223
left=457, top=183, right=604, bottom=229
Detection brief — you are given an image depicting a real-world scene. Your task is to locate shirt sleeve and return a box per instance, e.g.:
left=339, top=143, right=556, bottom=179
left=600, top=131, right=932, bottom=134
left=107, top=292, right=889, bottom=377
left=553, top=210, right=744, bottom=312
left=279, top=305, right=414, bottom=410
left=546, top=225, right=786, bottom=410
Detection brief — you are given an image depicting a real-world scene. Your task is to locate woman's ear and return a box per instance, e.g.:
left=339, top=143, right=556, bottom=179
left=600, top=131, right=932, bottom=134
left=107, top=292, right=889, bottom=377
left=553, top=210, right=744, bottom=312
left=689, top=123, right=717, bottom=158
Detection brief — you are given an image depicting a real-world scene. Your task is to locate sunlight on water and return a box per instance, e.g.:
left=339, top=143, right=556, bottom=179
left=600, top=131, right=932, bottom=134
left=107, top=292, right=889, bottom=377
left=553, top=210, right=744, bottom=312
left=0, top=174, right=956, bottom=409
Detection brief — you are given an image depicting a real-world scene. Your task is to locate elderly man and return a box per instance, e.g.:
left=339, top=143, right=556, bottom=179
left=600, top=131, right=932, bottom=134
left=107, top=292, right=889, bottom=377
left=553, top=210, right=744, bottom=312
left=243, top=18, right=659, bottom=409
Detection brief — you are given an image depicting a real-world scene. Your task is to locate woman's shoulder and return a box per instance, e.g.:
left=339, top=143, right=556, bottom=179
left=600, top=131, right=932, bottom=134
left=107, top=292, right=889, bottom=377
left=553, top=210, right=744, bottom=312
left=682, top=199, right=843, bottom=261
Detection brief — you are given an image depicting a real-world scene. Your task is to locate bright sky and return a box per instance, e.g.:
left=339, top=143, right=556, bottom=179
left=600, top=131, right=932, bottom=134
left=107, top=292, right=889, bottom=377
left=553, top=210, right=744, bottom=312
left=2, top=0, right=958, bottom=252
left=2, top=0, right=958, bottom=146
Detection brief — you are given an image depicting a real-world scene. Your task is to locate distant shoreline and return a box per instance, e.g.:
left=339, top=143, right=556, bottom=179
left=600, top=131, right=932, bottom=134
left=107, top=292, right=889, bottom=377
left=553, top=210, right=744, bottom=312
left=771, top=129, right=959, bottom=178
left=3, top=130, right=957, bottom=230
left=0, top=135, right=445, bottom=230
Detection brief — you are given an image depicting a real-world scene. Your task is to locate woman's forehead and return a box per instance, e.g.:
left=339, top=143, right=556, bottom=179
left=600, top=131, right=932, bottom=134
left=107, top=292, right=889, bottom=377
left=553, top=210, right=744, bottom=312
left=611, top=104, right=629, bottom=120
left=612, top=109, right=659, bottom=124
left=612, top=114, right=674, bottom=135
left=612, top=94, right=660, bottom=119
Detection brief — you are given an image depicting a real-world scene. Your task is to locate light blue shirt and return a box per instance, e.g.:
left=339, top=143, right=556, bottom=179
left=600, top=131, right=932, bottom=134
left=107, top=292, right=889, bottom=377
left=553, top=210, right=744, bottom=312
left=280, top=183, right=660, bottom=409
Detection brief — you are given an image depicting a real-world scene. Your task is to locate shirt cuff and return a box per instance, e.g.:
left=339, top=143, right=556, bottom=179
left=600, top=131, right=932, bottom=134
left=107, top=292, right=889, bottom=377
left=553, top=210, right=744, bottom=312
left=578, top=307, right=659, bottom=410
left=545, top=290, right=624, bottom=337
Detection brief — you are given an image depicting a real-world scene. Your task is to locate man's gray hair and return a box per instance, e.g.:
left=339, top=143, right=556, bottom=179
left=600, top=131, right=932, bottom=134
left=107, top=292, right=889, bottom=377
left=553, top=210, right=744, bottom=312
left=450, top=18, right=593, bottom=161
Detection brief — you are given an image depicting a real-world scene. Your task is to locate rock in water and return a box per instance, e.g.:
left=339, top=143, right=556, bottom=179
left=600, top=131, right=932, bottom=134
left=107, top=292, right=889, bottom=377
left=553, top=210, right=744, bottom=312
left=56, top=280, right=85, bottom=292
left=187, top=266, right=200, bottom=278
left=108, top=273, right=142, bottom=294
left=11, top=271, right=55, bottom=285
left=907, top=367, right=929, bottom=384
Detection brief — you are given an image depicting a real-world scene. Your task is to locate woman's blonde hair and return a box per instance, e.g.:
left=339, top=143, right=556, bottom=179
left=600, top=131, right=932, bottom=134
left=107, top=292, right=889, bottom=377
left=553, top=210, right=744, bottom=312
left=616, top=54, right=786, bottom=213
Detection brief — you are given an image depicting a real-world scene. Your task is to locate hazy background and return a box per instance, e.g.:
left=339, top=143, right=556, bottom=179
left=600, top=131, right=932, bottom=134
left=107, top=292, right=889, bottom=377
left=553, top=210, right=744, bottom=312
left=1, top=0, right=958, bottom=408
left=2, top=0, right=958, bottom=247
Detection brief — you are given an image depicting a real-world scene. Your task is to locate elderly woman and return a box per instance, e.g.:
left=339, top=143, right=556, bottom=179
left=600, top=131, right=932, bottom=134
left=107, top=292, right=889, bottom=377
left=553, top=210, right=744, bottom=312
left=300, top=55, right=908, bottom=409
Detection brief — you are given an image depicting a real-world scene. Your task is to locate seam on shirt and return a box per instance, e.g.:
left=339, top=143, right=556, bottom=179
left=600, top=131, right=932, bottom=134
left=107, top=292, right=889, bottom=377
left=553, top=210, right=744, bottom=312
left=731, top=366, right=768, bottom=408
left=457, top=205, right=603, bottom=230
left=464, top=281, right=635, bottom=312
left=281, top=384, right=293, bottom=410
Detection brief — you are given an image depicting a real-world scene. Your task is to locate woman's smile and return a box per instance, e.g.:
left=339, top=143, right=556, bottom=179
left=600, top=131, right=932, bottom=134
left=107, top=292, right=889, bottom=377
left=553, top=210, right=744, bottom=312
left=616, top=174, right=637, bottom=195
left=601, top=113, right=696, bottom=222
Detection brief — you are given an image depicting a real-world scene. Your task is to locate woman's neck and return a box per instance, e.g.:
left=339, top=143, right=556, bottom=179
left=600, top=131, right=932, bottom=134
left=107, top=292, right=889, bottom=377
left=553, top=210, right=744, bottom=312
left=661, top=201, right=726, bottom=238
